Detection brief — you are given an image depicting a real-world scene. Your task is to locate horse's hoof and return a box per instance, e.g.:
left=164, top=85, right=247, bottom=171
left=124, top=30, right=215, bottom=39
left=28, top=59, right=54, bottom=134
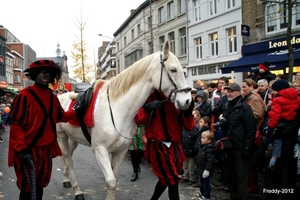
left=75, top=194, right=85, bottom=200
left=63, top=181, right=72, bottom=188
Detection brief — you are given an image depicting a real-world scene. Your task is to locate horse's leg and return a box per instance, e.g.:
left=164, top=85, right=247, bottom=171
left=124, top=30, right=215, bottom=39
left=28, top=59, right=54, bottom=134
left=57, top=129, right=84, bottom=200
left=65, top=138, right=85, bottom=200
left=111, top=148, right=129, bottom=180
left=60, top=155, right=71, bottom=188
left=94, top=145, right=117, bottom=200
left=57, top=128, right=72, bottom=187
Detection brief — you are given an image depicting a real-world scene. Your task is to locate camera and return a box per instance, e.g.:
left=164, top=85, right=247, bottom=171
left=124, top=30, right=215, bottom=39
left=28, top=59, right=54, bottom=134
left=212, top=117, right=227, bottom=127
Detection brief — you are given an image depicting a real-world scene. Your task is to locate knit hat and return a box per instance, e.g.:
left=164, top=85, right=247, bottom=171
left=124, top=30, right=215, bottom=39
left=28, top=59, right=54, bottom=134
left=259, top=62, right=269, bottom=71
left=271, top=79, right=290, bottom=92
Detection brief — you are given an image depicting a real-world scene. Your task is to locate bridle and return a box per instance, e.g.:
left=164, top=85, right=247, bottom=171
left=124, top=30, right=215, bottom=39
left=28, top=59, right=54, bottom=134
left=158, top=53, right=191, bottom=102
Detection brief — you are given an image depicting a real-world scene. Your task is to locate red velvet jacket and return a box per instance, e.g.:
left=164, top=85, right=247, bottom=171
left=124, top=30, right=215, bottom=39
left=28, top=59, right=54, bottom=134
left=268, top=87, right=300, bottom=128
left=135, top=90, right=194, bottom=142
left=8, top=84, right=74, bottom=166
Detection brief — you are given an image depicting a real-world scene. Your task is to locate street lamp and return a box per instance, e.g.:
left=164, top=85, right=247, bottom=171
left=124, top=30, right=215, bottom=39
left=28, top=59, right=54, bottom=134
left=98, top=34, right=113, bottom=41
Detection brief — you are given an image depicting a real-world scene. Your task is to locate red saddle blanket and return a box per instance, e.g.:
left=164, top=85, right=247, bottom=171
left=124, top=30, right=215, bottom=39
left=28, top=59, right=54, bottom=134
left=68, top=82, right=103, bottom=127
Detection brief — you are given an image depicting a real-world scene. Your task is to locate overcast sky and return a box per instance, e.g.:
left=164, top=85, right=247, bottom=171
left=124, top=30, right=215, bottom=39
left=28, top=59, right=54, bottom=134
left=0, top=0, right=145, bottom=77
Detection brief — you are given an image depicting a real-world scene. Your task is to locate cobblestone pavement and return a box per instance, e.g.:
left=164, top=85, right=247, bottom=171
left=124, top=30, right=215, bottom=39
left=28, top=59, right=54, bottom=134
left=0, top=126, right=298, bottom=199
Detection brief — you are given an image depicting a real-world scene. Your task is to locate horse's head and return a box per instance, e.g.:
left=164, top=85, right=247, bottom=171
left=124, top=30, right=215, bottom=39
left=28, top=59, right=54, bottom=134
left=152, top=41, right=192, bottom=110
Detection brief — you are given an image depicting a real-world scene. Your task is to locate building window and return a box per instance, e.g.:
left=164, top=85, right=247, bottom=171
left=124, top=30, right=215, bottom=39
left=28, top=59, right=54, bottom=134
left=209, top=32, right=218, bottom=57
left=195, top=37, right=203, bottom=60
left=131, top=29, right=135, bottom=40
left=266, top=2, right=288, bottom=32
left=124, top=36, right=127, bottom=46
left=168, top=32, right=175, bottom=54
left=168, top=1, right=175, bottom=20
left=209, top=0, right=217, bottom=15
left=227, top=0, right=236, bottom=9
left=14, top=74, right=21, bottom=83
left=137, top=24, right=141, bottom=36
left=178, top=0, right=186, bottom=14
left=179, top=27, right=186, bottom=55
left=158, top=7, right=165, bottom=23
left=295, top=0, right=300, bottom=25
left=227, top=27, right=237, bottom=53
left=159, top=35, right=165, bottom=51
left=148, top=16, right=152, bottom=30
left=194, top=0, right=201, bottom=21
left=117, top=42, right=119, bottom=51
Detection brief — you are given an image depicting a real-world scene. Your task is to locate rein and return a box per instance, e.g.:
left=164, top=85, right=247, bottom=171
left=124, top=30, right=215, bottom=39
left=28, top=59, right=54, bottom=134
left=107, top=86, right=133, bottom=140
left=106, top=53, right=191, bottom=140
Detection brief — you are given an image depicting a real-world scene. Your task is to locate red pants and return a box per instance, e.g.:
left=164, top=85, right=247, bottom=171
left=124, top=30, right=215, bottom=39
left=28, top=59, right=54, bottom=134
left=145, top=140, right=185, bottom=186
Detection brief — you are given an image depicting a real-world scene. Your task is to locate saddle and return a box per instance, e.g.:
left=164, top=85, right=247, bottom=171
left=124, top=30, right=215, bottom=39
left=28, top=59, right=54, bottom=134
left=73, top=82, right=94, bottom=115
left=72, top=82, right=94, bottom=144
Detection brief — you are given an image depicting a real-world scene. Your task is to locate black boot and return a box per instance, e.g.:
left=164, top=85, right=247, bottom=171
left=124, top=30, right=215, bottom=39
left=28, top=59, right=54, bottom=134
left=130, top=173, right=138, bottom=181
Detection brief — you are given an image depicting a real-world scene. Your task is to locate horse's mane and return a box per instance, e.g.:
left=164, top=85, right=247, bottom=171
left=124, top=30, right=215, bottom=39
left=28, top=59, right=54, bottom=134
left=101, top=52, right=159, bottom=100
left=93, top=79, right=107, bottom=92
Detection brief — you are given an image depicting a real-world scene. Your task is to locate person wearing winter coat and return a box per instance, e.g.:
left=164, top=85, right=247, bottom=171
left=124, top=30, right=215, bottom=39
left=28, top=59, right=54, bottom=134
left=264, top=80, right=300, bottom=200
left=266, top=79, right=300, bottom=170
left=181, top=126, right=199, bottom=185
left=242, top=78, right=265, bottom=193
left=195, top=130, right=215, bottom=200
left=254, top=62, right=276, bottom=84
left=195, top=90, right=211, bottom=118
left=220, top=83, right=256, bottom=200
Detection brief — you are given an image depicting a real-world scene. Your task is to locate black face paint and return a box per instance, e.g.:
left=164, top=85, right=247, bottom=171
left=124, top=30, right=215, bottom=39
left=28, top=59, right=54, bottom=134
left=35, top=70, right=52, bottom=87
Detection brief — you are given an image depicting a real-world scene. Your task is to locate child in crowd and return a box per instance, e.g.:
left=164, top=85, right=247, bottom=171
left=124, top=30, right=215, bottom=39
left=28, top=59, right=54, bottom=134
left=194, top=116, right=211, bottom=154
left=192, top=109, right=201, bottom=129
left=195, top=130, right=215, bottom=200
left=195, top=90, right=211, bottom=118
left=267, top=79, right=300, bottom=170
left=181, top=122, right=199, bottom=185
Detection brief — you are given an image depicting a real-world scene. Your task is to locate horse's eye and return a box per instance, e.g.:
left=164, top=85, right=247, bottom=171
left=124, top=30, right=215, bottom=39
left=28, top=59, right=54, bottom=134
left=170, top=68, right=177, bottom=73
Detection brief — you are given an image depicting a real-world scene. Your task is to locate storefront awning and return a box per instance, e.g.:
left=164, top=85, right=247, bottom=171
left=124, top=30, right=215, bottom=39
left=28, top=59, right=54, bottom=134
left=4, top=89, right=19, bottom=95
left=221, top=49, right=300, bottom=74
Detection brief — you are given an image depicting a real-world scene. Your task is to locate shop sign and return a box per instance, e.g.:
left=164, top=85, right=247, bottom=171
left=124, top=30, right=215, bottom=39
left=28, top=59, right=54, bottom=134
left=269, top=36, right=300, bottom=49
left=191, top=64, right=224, bottom=76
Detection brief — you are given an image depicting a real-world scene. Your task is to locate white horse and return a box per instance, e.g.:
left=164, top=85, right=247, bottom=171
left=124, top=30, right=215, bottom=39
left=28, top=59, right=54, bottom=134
left=56, top=41, right=192, bottom=200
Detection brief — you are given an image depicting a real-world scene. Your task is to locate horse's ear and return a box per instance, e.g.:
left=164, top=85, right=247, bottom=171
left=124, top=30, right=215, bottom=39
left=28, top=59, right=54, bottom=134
left=162, top=40, right=170, bottom=59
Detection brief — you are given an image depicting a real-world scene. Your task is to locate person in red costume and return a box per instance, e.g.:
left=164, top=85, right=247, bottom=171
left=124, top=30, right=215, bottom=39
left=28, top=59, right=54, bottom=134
left=135, top=90, right=194, bottom=200
left=8, top=60, right=75, bottom=200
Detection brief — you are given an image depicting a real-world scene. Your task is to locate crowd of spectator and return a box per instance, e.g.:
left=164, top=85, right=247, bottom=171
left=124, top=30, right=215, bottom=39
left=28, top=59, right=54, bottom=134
left=179, top=66, right=300, bottom=200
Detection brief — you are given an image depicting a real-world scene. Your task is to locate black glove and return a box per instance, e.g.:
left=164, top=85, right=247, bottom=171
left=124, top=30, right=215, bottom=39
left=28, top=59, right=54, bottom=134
left=183, top=101, right=194, bottom=118
left=18, top=149, right=33, bottom=165
left=144, top=100, right=162, bottom=113
left=241, top=147, right=251, bottom=159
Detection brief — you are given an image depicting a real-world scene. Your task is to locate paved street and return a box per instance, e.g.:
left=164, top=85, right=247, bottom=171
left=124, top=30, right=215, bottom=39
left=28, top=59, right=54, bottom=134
left=0, top=126, right=268, bottom=200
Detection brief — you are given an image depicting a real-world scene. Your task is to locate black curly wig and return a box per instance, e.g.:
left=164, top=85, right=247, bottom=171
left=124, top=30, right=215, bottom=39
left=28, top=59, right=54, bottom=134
left=26, top=67, right=61, bottom=84
left=24, top=60, right=62, bottom=84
